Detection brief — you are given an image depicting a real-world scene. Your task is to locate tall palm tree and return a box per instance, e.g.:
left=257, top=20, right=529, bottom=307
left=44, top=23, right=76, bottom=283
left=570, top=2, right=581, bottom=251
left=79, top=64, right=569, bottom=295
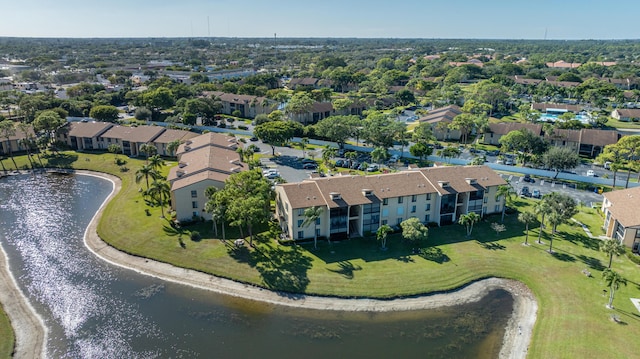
left=546, top=211, right=562, bottom=253
left=139, top=143, right=157, bottom=163
left=602, top=268, right=627, bottom=309
left=135, top=164, right=159, bottom=190
left=496, top=185, right=513, bottom=223
left=302, top=206, right=324, bottom=249
left=300, top=137, right=309, bottom=158
left=600, top=238, right=626, bottom=269
left=518, top=211, right=536, bottom=245
left=148, top=154, right=165, bottom=172
left=534, top=200, right=552, bottom=244
left=147, top=179, right=171, bottom=217
left=322, top=146, right=338, bottom=166
left=458, top=212, right=480, bottom=238
left=166, top=139, right=180, bottom=157
left=204, top=187, right=227, bottom=240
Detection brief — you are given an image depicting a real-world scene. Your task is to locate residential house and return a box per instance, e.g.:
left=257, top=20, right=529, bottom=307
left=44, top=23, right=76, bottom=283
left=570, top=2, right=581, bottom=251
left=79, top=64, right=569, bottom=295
left=206, top=91, right=274, bottom=119
left=545, top=61, right=581, bottom=69
left=602, top=186, right=640, bottom=252
left=287, top=77, right=320, bottom=90
left=611, top=109, right=640, bottom=122
left=417, top=105, right=462, bottom=141
left=275, top=165, right=506, bottom=241
left=167, top=132, right=247, bottom=222
left=545, top=128, right=619, bottom=157
left=98, top=125, right=165, bottom=156
left=151, top=128, right=199, bottom=156
left=289, top=102, right=334, bottom=125
left=58, top=121, right=113, bottom=150
left=512, top=76, right=543, bottom=86
left=482, top=123, right=543, bottom=146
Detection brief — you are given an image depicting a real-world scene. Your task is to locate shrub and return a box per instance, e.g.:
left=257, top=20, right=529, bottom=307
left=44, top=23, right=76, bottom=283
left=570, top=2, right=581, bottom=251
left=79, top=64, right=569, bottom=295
left=627, top=250, right=640, bottom=265
left=190, top=231, right=201, bottom=241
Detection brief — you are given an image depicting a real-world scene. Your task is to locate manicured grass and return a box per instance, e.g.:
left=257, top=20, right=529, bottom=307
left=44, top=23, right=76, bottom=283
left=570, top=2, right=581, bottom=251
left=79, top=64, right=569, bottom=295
left=3, top=151, right=640, bottom=358
left=0, top=303, right=13, bottom=359
left=605, top=117, right=640, bottom=130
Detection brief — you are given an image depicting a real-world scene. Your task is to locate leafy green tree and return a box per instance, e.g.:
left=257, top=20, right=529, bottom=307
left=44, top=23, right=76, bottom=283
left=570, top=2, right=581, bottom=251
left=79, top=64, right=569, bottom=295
left=437, top=146, right=461, bottom=163
left=285, top=92, right=315, bottom=124
left=448, top=113, right=476, bottom=144
left=543, top=192, right=578, bottom=252
left=602, top=269, right=627, bottom=309
left=377, top=224, right=393, bottom=250
left=362, top=112, right=397, bottom=148
left=371, top=147, right=389, bottom=164
left=89, top=105, right=120, bottom=122
left=166, top=139, right=180, bottom=157
left=616, top=135, right=640, bottom=188
left=322, top=145, right=338, bottom=165
left=134, top=107, right=152, bottom=121
left=314, top=115, right=360, bottom=148
left=331, top=98, right=353, bottom=114
left=302, top=206, right=324, bottom=249
left=33, top=110, right=66, bottom=146
left=142, top=86, right=175, bottom=114
left=395, top=89, right=416, bottom=106
left=400, top=217, right=429, bottom=244
left=518, top=211, right=536, bottom=245
left=254, top=120, right=301, bottom=156
left=458, top=212, right=480, bottom=238
left=409, top=142, right=432, bottom=161
left=543, top=146, right=580, bottom=179
left=600, top=238, right=626, bottom=269
left=411, top=122, right=435, bottom=143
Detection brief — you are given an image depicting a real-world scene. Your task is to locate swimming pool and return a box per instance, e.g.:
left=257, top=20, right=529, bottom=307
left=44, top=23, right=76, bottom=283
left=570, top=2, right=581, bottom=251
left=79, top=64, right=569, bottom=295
left=539, top=113, right=592, bottom=124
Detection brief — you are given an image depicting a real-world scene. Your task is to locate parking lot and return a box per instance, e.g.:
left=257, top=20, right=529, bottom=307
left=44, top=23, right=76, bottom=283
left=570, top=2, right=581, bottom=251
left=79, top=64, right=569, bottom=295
left=503, top=173, right=604, bottom=207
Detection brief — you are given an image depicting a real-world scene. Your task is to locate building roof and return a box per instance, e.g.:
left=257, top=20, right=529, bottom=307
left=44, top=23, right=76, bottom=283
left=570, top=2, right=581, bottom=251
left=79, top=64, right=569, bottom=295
left=546, top=129, right=581, bottom=142
left=288, top=78, right=319, bottom=87
left=206, top=91, right=268, bottom=106
left=153, top=128, right=198, bottom=144
left=277, top=165, right=505, bottom=209
left=101, top=125, right=165, bottom=143
left=418, top=105, right=462, bottom=124
left=512, top=76, right=543, bottom=86
left=603, top=186, right=640, bottom=228
left=487, top=123, right=542, bottom=136
left=170, top=170, right=233, bottom=191
left=545, top=80, right=580, bottom=88
left=546, top=61, right=581, bottom=68
left=177, top=132, right=239, bottom=155
left=532, top=103, right=582, bottom=113
left=66, top=121, right=113, bottom=138
left=614, top=109, right=640, bottom=119
left=579, top=129, right=619, bottom=147
left=311, top=102, right=333, bottom=113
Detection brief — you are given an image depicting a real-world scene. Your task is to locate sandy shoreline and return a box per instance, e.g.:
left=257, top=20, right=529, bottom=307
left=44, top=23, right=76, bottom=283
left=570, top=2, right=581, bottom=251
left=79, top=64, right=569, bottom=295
left=1, top=170, right=538, bottom=358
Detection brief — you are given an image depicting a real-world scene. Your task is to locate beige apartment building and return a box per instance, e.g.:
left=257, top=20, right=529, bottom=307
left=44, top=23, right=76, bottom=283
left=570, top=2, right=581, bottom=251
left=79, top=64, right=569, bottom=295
left=275, top=165, right=506, bottom=241
left=602, top=186, right=640, bottom=252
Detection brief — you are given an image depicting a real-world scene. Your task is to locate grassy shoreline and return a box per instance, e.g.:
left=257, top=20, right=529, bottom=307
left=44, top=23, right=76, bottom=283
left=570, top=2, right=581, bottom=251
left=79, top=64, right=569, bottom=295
left=2, top=151, right=640, bottom=358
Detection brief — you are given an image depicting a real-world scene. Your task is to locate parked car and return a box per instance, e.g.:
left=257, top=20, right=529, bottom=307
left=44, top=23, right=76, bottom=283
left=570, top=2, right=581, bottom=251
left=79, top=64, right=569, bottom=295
left=532, top=189, right=541, bottom=199
left=301, top=158, right=316, bottom=164
left=486, top=150, right=500, bottom=156
left=366, top=165, right=379, bottom=172
left=586, top=170, right=596, bottom=177
left=303, top=163, right=317, bottom=170
left=504, top=159, right=514, bottom=166
left=520, top=186, right=531, bottom=197
left=335, top=159, right=345, bottom=167
left=523, top=174, right=534, bottom=183
left=249, top=136, right=259, bottom=142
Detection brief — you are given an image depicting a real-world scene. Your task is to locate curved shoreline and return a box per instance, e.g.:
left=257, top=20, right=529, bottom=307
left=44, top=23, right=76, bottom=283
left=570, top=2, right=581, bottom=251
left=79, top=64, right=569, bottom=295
left=2, top=170, right=538, bottom=359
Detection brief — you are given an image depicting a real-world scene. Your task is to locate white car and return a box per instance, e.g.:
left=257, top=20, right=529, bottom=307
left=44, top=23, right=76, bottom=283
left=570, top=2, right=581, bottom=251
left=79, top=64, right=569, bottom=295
left=586, top=170, right=596, bottom=177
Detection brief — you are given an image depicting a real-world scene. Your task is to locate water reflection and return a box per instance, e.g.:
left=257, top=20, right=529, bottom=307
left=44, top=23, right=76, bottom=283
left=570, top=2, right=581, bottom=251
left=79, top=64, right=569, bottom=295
left=0, top=173, right=512, bottom=358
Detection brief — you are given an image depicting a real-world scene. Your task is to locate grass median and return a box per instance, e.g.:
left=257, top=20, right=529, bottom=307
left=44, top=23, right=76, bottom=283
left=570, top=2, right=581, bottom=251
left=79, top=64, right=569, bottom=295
left=2, top=151, right=640, bottom=358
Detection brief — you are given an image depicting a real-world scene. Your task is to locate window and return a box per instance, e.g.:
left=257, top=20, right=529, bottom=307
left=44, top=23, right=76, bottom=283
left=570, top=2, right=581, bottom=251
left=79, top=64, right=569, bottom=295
left=192, top=201, right=198, bottom=209
left=398, top=197, right=403, bottom=204
left=382, top=208, right=389, bottom=217
left=483, top=207, right=487, bottom=214
left=411, top=195, right=417, bottom=203
left=383, top=198, right=388, bottom=205
left=424, top=214, right=430, bottom=222
left=397, top=207, right=404, bottom=215
left=298, top=209, right=304, bottom=216
left=297, top=219, right=304, bottom=227
left=298, top=231, right=304, bottom=239
left=382, top=219, right=388, bottom=225
left=396, top=218, right=403, bottom=225
left=484, top=196, right=488, bottom=204
left=495, top=205, right=500, bottom=212
left=425, top=203, right=431, bottom=211
left=411, top=205, right=416, bottom=213
left=191, top=190, right=197, bottom=198
left=193, top=211, right=198, bottom=217
left=316, top=228, right=321, bottom=237
left=426, top=193, right=431, bottom=200
left=315, top=218, right=320, bottom=225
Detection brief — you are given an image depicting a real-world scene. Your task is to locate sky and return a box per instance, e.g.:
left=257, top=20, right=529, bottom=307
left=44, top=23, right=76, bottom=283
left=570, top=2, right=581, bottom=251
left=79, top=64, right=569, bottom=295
left=2, top=0, right=640, bottom=40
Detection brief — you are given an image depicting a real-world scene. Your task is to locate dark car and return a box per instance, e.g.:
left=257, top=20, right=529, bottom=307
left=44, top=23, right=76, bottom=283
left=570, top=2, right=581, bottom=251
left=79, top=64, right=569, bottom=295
left=335, top=159, right=345, bottom=167
left=523, top=174, right=535, bottom=183
left=303, top=163, right=317, bottom=170
left=249, top=136, right=259, bottom=142
left=520, top=186, right=531, bottom=197
left=301, top=158, right=316, bottom=164
left=486, top=150, right=500, bottom=156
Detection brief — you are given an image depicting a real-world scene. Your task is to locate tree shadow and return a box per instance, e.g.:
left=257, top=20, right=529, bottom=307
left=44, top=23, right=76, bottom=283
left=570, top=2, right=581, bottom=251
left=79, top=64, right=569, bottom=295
left=326, top=260, right=362, bottom=279
left=550, top=251, right=576, bottom=262
left=395, top=255, right=415, bottom=263
left=43, top=152, right=78, bottom=168
left=162, top=224, right=187, bottom=249
left=477, top=241, right=506, bottom=251
left=253, top=245, right=312, bottom=294
left=418, top=246, right=450, bottom=264
left=563, top=231, right=600, bottom=251
left=575, top=254, right=605, bottom=271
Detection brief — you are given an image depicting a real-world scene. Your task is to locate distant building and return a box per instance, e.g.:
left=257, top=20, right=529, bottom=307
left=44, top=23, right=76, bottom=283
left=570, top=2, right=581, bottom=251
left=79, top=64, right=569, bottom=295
left=611, top=109, right=640, bottom=122
left=204, top=91, right=275, bottom=119
left=482, top=123, right=543, bottom=146
left=417, top=105, right=462, bottom=141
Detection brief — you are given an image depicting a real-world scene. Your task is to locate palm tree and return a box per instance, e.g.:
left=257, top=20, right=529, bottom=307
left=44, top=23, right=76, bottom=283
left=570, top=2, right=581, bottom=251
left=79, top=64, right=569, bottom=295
left=546, top=211, right=562, bottom=253
left=377, top=224, right=393, bottom=250
left=534, top=200, right=551, bottom=244
left=496, top=185, right=513, bottom=223
left=148, top=154, right=165, bottom=171
left=135, top=164, right=159, bottom=190
left=147, top=179, right=171, bottom=217
left=602, top=268, right=627, bottom=309
left=300, top=137, right=309, bottom=158
left=302, top=206, right=324, bottom=249
left=322, top=145, right=338, bottom=166
left=205, top=187, right=227, bottom=240
left=108, top=144, right=122, bottom=163
left=518, top=211, right=536, bottom=245
left=600, top=238, right=626, bottom=269
left=139, top=143, right=157, bottom=162
left=458, top=212, right=480, bottom=238
left=166, top=139, right=181, bottom=157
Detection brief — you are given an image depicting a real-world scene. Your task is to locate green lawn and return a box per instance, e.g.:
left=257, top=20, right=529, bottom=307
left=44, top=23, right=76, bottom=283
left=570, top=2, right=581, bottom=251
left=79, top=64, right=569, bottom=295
left=2, top=151, right=640, bottom=358
left=0, top=304, right=13, bottom=359
left=605, top=117, right=640, bottom=130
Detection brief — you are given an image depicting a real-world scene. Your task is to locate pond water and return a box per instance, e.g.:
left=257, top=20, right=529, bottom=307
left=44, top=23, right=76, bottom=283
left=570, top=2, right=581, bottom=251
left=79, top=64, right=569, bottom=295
left=0, top=173, right=513, bottom=358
